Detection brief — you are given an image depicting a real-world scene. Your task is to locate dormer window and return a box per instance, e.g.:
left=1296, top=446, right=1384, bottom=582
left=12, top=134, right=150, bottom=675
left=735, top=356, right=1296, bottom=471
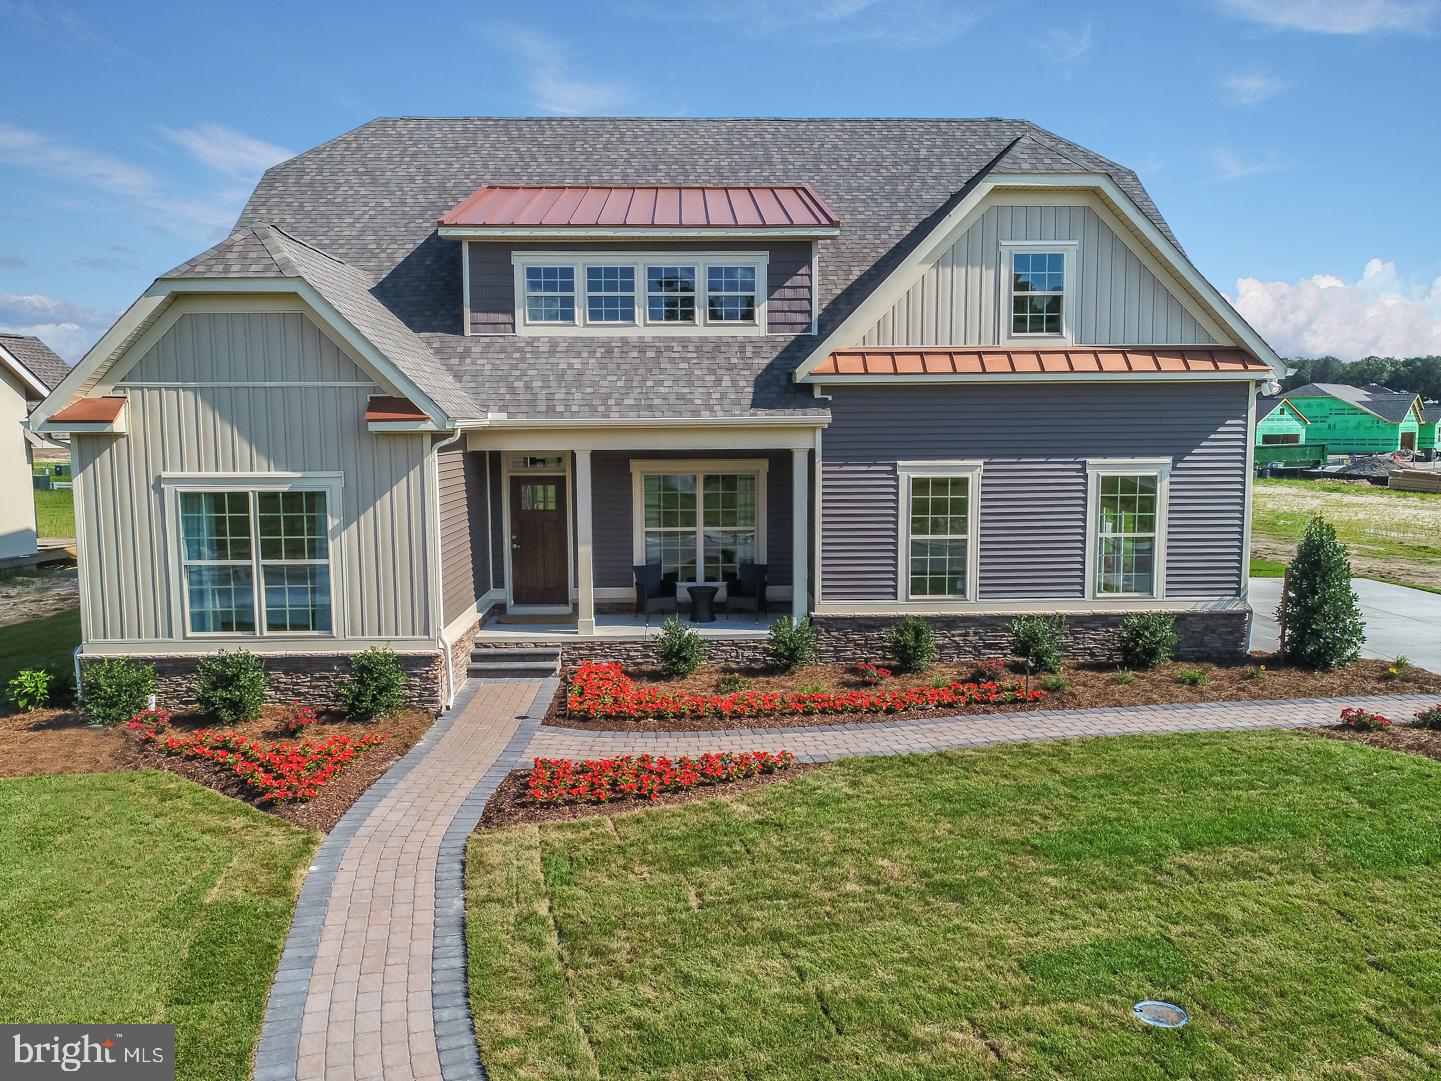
left=1003, top=242, right=1075, bottom=341
left=513, top=252, right=768, bottom=335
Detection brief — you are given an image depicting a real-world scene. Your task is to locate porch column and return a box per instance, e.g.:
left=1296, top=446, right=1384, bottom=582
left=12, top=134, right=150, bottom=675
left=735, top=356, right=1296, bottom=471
left=791, top=447, right=809, bottom=621
left=575, top=449, right=596, bottom=635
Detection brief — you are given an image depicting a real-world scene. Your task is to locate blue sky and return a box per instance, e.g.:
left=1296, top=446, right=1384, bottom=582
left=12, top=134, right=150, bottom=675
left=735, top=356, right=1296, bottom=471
left=1, top=0, right=1439, bottom=361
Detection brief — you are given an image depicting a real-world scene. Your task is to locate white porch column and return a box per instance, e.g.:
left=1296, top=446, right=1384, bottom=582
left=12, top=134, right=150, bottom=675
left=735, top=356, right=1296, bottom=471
left=791, top=447, right=809, bottom=621
left=575, top=449, right=596, bottom=635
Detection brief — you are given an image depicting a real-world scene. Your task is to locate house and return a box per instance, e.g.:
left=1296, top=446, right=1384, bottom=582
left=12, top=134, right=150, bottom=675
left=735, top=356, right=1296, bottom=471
left=1254, top=397, right=1310, bottom=445
left=29, top=118, right=1282, bottom=709
left=1281, top=383, right=1425, bottom=455
left=1419, top=400, right=1439, bottom=455
left=0, top=333, right=69, bottom=559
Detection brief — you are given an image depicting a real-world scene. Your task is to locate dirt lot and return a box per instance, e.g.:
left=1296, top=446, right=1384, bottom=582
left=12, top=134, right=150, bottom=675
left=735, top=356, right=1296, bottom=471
left=0, top=566, right=79, bottom=628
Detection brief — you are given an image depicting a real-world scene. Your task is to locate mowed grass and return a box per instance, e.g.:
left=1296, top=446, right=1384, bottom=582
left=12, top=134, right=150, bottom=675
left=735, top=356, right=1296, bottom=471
left=0, top=606, right=80, bottom=688
left=32, top=487, right=74, bottom=538
left=0, top=771, right=318, bottom=1080
left=467, top=731, right=1441, bottom=1080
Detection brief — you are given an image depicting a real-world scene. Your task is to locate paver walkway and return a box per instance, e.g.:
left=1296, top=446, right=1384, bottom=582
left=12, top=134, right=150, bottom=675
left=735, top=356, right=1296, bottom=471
left=528, top=693, right=1439, bottom=761
left=255, top=678, right=549, bottom=1081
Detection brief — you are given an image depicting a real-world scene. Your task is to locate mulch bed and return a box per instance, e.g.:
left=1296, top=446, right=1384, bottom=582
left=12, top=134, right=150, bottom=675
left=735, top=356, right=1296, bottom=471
left=545, top=657, right=1441, bottom=732
left=1310, top=721, right=1441, bottom=764
left=478, top=761, right=825, bottom=829
left=0, top=704, right=435, bottom=832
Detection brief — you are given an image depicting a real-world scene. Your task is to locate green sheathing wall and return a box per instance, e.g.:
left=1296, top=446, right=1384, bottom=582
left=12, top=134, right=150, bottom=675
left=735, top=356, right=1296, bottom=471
left=1255, top=402, right=1308, bottom=445
left=1285, top=394, right=1406, bottom=454
left=1419, top=420, right=1439, bottom=451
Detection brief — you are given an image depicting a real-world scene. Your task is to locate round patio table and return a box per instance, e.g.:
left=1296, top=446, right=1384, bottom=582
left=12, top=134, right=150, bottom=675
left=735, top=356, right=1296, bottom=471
left=686, top=584, right=720, bottom=624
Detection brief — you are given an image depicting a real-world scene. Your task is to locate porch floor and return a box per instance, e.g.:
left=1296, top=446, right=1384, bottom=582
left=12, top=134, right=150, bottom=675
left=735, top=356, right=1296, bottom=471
left=474, top=610, right=774, bottom=642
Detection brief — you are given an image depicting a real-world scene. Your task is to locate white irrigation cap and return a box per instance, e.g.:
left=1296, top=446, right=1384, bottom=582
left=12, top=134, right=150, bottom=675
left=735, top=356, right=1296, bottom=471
left=1133, top=1001, right=1188, bottom=1028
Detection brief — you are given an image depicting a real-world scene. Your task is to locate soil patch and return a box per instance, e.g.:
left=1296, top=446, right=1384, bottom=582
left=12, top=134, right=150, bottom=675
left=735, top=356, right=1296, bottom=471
left=478, top=762, right=825, bottom=829
left=0, top=566, right=79, bottom=628
left=1310, top=720, right=1441, bottom=764
left=545, top=656, right=1441, bottom=732
left=0, top=704, right=435, bottom=831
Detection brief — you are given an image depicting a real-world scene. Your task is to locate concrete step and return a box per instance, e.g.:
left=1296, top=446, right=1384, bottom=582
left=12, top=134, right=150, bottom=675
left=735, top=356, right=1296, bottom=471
left=470, top=647, right=560, bottom=663
left=467, top=646, right=560, bottom=679
left=466, top=661, right=560, bottom=679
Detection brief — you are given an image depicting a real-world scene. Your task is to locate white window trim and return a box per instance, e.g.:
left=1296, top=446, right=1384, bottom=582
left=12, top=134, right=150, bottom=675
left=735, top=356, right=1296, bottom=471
left=1000, top=240, right=1077, bottom=346
left=1085, top=458, right=1171, bottom=601
left=897, top=461, right=983, bottom=603
left=629, top=459, right=769, bottom=589
left=513, top=251, right=769, bottom=336
left=161, top=472, right=344, bottom=640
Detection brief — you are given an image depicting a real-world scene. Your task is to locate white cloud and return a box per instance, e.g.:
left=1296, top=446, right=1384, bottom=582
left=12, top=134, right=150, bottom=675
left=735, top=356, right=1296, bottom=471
left=0, top=291, right=120, bottom=361
left=162, top=123, right=292, bottom=178
left=1219, top=0, right=1437, bottom=33
left=1039, top=19, right=1094, bottom=64
left=1231, top=259, right=1441, bottom=360
left=627, top=0, right=983, bottom=45
left=485, top=28, right=636, bottom=115
left=1211, top=145, right=1288, bottom=180
left=1220, top=70, right=1288, bottom=105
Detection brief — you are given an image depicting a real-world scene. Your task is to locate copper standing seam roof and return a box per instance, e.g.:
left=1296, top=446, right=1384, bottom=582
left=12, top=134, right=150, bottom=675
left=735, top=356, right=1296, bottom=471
left=48, top=396, right=127, bottom=423
left=438, top=185, right=841, bottom=229
left=363, top=395, right=430, bottom=423
left=810, top=348, right=1273, bottom=377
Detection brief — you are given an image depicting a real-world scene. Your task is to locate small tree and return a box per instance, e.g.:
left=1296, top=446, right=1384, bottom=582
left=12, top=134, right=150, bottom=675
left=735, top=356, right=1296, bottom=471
left=194, top=649, right=266, bottom=724
left=655, top=617, right=705, bottom=677
left=1279, top=516, right=1364, bottom=670
left=767, top=616, right=817, bottom=672
left=1009, top=615, right=1064, bottom=674
left=1118, top=613, right=1179, bottom=670
left=337, top=648, right=408, bottom=721
left=889, top=616, right=938, bottom=673
left=81, top=657, right=156, bottom=727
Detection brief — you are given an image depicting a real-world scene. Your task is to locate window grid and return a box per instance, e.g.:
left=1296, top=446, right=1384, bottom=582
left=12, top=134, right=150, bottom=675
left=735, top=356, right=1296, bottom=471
left=907, top=475, right=970, bottom=598
left=646, top=265, right=697, bottom=324
left=1011, top=251, right=1065, bottom=336
left=524, top=264, right=576, bottom=324
left=706, top=264, right=757, bottom=323
left=1095, top=474, right=1159, bottom=595
left=642, top=471, right=758, bottom=583
left=518, top=258, right=762, bottom=329
left=585, top=265, right=637, bottom=324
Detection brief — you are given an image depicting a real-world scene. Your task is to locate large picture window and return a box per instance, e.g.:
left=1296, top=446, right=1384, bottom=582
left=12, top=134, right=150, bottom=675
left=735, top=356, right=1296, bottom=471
left=1088, top=460, right=1170, bottom=598
left=633, top=462, right=766, bottom=583
left=175, top=484, right=335, bottom=635
left=899, top=462, right=981, bottom=601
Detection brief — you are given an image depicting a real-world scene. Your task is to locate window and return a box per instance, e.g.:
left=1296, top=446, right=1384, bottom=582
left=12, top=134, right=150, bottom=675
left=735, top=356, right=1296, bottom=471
left=1010, top=250, right=1066, bottom=336
left=1088, top=462, right=1170, bottom=598
left=633, top=461, right=766, bottom=583
left=898, top=463, right=981, bottom=601
left=174, top=483, right=335, bottom=636
left=516, top=254, right=766, bottom=333
left=1261, top=433, right=1301, bottom=445
left=524, top=265, right=575, bottom=324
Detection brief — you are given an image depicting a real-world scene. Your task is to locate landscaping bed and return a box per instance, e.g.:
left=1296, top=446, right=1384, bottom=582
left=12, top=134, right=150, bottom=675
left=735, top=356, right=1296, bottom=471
left=1313, top=712, right=1441, bottom=764
left=545, top=656, right=1441, bottom=731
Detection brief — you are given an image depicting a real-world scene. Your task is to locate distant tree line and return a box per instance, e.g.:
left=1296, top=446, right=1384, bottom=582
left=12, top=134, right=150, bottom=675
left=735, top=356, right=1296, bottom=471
left=1280, top=356, right=1441, bottom=402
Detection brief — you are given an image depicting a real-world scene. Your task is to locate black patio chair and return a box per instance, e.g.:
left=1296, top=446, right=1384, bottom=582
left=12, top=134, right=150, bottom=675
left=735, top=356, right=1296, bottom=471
left=723, top=562, right=768, bottom=622
left=633, top=563, right=679, bottom=624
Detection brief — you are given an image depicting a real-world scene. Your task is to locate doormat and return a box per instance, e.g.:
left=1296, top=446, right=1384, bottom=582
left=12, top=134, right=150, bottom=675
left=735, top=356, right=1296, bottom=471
left=495, top=611, right=578, bottom=626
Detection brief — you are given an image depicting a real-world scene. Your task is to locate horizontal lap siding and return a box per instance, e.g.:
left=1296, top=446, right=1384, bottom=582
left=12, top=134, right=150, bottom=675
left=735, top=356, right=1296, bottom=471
left=766, top=243, right=812, bottom=334
left=820, top=383, right=1248, bottom=602
left=438, top=449, right=490, bottom=624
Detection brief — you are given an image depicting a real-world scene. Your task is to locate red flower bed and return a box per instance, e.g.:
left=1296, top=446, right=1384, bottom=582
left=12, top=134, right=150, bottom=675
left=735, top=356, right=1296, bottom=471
left=528, top=750, right=796, bottom=804
left=1340, top=707, right=1392, bottom=731
left=566, top=661, right=1047, bottom=721
left=129, top=720, right=389, bottom=802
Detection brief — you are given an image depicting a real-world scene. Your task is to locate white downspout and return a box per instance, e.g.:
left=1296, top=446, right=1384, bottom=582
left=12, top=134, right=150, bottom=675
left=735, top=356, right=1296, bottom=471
left=431, top=429, right=465, bottom=709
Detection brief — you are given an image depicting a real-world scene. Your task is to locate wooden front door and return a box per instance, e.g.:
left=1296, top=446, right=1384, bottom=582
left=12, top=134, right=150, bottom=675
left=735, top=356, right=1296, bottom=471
left=510, top=475, right=568, bottom=605
left=1402, top=431, right=1417, bottom=451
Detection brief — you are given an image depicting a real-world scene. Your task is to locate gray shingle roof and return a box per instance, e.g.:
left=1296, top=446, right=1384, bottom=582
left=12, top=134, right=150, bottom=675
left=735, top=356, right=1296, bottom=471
left=197, top=117, right=1182, bottom=422
left=1286, top=382, right=1422, bottom=424
left=0, top=333, right=69, bottom=396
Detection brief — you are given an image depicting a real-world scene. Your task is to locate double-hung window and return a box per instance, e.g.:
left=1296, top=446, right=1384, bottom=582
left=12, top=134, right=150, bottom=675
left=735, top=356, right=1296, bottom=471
left=706, top=265, right=757, bottom=323
left=524, top=265, right=576, bottom=324
left=633, top=461, right=765, bottom=583
left=1088, top=460, right=1170, bottom=598
left=586, top=265, right=636, bottom=323
left=1006, top=245, right=1072, bottom=339
left=898, top=462, right=981, bottom=601
left=173, top=479, right=337, bottom=636
left=646, top=265, right=696, bottom=323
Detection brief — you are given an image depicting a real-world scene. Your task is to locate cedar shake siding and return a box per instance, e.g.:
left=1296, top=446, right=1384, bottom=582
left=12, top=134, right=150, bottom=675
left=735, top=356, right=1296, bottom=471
left=468, top=241, right=813, bottom=335
left=819, top=382, right=1248, bottom=602
left=437, top=448, right=491, bottom=624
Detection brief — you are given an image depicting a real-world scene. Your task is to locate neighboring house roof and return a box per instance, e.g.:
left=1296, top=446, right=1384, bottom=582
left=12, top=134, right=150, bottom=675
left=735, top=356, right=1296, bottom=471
left=438, top=184, right=840, bottom=231
left=1256, top=397, right=1310, bottom=422
left=1286, top=382, right=1423, bottom=424
left=0, top=332, right=69, bottom=399
left=219, top=117, right=1181, bottom=420
left=811, top=347, right=1269, bottom=378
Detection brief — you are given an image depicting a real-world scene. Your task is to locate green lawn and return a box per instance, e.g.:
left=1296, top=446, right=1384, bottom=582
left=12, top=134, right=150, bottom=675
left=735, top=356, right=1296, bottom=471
left=0, top=770, right=317, bottom=1080
left=32, top=487, right=74, bottom=538
left=0, top=606, right=81, bottom=688
left=1248, top=555, right=1287, bottom=578
left=468, top=731, right=1441, bottom=1079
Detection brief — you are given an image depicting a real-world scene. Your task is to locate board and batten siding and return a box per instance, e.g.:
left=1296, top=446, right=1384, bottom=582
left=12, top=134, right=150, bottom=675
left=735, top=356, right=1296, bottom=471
left=76, top=310, right=434, bottom=643
left=437, top=448, right=491, bottom=625
left=860, top=203, right=1218, bottom=348
left=820, top=383, right=1249, bottom=602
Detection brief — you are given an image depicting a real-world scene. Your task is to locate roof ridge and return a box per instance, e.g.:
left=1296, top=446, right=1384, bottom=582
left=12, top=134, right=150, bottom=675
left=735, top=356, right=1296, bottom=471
left=1010, top=128, right=1092, bottom=172
left=258, top=222, right=369, bottom=279
left=1021, top=121, right=1130, bottom=174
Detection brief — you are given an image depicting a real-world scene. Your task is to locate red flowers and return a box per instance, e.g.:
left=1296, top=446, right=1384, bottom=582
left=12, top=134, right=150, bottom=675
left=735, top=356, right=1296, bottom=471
left=1340, top=707, right=1392, bottom=730
left=565, top=661, right=1046, bottom=721
left=855, top=662, right=892, bottom=685
left=975, top=657, right=1009, bottom=682
left=129, top=722, right=389, bottom=802
left=128, top=707, right=172, bottom=733
left=276, top=701, right=318, bottom=735
left=528, top=751, right=796, bottom=804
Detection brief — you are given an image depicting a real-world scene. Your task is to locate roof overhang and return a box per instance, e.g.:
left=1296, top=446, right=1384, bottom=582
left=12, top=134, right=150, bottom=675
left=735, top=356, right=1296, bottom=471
left=364, top=394, right=445, bottom=432
left=467, top=415, right=824, bottom=452
left=0, top=339, right=53, bottom=398
left=39, top=394, right=127, bottom=434
left=793, top=172, right=1285, bottom=382
left=438, top=224, right=838, bottom=241
left=811, top=347, right=1272, bottom=383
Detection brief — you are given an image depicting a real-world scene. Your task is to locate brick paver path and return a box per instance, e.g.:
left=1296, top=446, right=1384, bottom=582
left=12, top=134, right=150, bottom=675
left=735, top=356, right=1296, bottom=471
left=256, top=679, right=547, bottom=1081
left=528, top=693, right=1439, bottom=761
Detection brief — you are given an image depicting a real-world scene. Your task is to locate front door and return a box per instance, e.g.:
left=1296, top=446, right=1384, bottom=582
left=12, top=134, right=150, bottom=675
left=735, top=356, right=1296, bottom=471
left=1402, top=431, right=1417, bottom=451
left=510, top=475, right=568, bottom=605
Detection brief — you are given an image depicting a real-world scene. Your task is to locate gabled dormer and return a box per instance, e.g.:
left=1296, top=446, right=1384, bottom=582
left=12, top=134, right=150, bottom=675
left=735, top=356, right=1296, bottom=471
left=436, top=185, right=840, bottom=338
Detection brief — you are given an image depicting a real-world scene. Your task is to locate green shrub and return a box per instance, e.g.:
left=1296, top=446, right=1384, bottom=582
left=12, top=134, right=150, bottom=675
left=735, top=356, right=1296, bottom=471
left=1413, top=705, right=1441, bottom=730
left=767, top=616, right=817, bottom=672
left=1111, top=669, right=1137, bottom=686
left=6, top=668, right=54, bottom=712
left=81, top=657, right=156, bottom=727
left=1176, top=667, right=1209, bottom=687
left=656, top=617, right=705, bottom=677
left=193, top=649, right=265, bottom=724
left=1118, top=613, right=1178, bottom=670
left=798, top=681, right=828, bottom=695
left=1009, top=615, right=1064, bottom=674
left=889, top=616, right=938, bottom=673
left=1040, top=674, right=1071, bottom=694
left=1242, top=664, right=1265, bottom=681
left=336, top=648, right=408, bottom=721
left=1393, top=655, right=1411, bottom=671
left=1278, top=516, right=1364, bottom=670
left=717, top=672, right=750, bottom=694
